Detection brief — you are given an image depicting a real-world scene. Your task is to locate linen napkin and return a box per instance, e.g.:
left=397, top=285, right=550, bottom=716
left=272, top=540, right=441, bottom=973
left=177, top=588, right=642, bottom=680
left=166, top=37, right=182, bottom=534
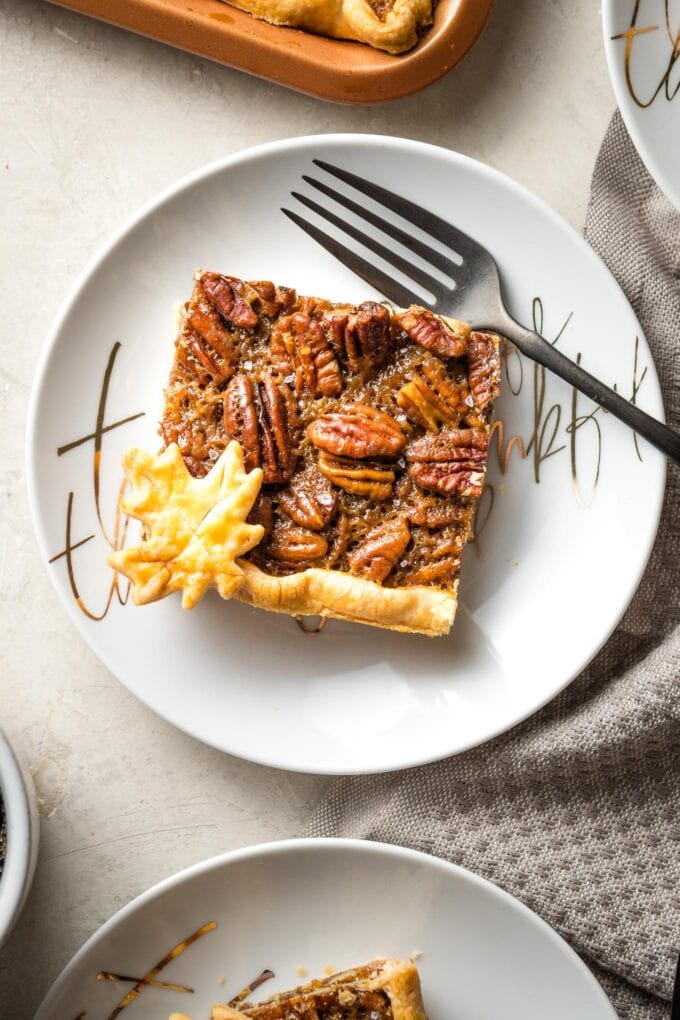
left=306, top=112, right=680, bottom=1020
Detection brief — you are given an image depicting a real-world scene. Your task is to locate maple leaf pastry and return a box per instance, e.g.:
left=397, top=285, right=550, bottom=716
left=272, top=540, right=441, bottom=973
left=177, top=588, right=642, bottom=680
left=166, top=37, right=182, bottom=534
left=169, top=958, right=428, bottom=1020
left=109, top=271, right=501, bottom=638
left=220, top=0, right=433, bottom=53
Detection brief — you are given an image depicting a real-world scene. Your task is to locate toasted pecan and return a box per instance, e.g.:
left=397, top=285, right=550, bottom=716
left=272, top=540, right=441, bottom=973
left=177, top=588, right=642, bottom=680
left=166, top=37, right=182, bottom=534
left=407, top=428, right=488, bottom=497
left=224, top=373, right=299, bottom=484
left=278, top=468, right=339, bottom=530
left=398, top=307, right=467, bottom=359
left=307, top=403, right=406, bottom=460
left=348, top=517, right=411, bottom=582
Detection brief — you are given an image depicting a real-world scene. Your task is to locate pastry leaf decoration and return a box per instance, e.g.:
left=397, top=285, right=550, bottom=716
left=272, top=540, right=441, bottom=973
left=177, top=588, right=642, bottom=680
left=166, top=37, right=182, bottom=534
left=109, top=442, right=264, bottom=609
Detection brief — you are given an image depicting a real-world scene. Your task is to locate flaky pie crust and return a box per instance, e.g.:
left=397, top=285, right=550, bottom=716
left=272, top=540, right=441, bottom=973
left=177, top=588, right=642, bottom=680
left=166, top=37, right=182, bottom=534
left=234, top=559, right=457, bottom=637
left=223, top=0, right=433, bottom=53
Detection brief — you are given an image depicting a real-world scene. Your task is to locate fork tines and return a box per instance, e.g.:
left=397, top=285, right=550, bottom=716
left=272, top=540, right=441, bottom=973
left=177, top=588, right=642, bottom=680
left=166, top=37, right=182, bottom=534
left=281, top=159, right=480, bottom=307
left=281, top=204, right=421, bottom=308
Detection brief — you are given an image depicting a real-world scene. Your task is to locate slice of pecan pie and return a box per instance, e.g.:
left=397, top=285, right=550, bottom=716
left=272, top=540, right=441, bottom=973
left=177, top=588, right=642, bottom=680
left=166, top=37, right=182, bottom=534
left=112, top=271, right=500, bottom=638
left=211, top=958, right=428, bottom=1020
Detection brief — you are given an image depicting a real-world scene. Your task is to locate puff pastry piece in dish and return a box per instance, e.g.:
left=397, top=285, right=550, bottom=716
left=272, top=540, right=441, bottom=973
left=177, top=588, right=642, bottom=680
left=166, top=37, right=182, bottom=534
left=221, top=0, right=433, bottom=53
left=110, top=271, right=500, bottom=638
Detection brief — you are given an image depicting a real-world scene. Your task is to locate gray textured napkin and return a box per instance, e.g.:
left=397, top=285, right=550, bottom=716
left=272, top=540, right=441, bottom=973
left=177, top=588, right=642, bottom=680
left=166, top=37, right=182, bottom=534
left=306, top=112, right=680, bottom=1020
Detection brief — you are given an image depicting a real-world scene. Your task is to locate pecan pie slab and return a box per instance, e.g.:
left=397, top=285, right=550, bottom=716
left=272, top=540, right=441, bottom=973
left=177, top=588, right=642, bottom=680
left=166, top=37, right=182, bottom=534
left=113, top=270, right=500, bottom=638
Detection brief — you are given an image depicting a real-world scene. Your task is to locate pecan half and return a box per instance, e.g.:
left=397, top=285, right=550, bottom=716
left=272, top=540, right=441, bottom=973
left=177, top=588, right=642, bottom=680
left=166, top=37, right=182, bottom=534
left=181, top=454, right=210, bottom=478
left=176, top=299, right=236, bottom=384
left=185, top=305, right=234, bottom=362
left=224, top=374, right=259, bottom=472
left=271, top=313, right=343, bottom=397
left=322, top=301, right=392, bottom=373
left=350, top=301, right=392, bottom=368
left=407, top=428, right=489, bottom=497
left=325, top=513, right=351, bottom=567
left=397, top=357, right=470, bottom=431
left=401, top=527, right=463, bottom=587
left=318, top=452, right=394, bottom=501
left=201, top=272, right=259, bottom=330
left=224, top=373, right=299, bottom=484
left=259, top=376, right=296, bottom=484
left=278, top=468, right=338, bottom=531
left=347, top=517, right=411, bottom=583
left=467, top=331, right=501, bottom=410
left=266, top=524, right=328, bottom=563
left=248, top=279, right=297, bottom=318
left=401, top=556, right=460, bottom=587
left=307, top=403, right=406, bottom=460
left=406, top=499, right=468, bottom=529
left=184, top=331, right=228, bottom=382
left=397, top=307, right=467, bottom=359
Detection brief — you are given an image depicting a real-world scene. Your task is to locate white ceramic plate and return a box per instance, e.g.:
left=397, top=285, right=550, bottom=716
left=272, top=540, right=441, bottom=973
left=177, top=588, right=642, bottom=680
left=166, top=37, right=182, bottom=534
left=603, top=0, right=680, bottom=209
left=27, top=135, right=665, bottom=775
left=35, top=838, right=616, bottom=1020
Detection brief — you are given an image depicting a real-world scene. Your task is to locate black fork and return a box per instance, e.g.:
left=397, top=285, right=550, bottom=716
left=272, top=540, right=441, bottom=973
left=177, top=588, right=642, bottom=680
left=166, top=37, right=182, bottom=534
left=282, top=159, right=680, bottom=465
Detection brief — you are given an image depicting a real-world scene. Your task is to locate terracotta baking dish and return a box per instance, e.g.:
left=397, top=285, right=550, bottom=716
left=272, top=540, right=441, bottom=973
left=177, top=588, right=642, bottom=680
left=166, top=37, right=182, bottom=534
left=49, top=0, right=494, bottom=103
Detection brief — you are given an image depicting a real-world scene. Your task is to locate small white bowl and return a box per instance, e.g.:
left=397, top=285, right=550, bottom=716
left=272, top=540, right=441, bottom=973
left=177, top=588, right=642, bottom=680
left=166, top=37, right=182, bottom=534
left=0, top=727, right=40, bottom=946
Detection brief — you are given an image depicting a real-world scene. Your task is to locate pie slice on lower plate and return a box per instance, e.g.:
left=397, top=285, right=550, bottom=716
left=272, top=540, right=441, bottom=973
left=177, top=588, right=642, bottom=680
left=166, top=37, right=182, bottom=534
left=109, top=271, right=501, bottom=638
left=170, top=958, right=428, bottom=1020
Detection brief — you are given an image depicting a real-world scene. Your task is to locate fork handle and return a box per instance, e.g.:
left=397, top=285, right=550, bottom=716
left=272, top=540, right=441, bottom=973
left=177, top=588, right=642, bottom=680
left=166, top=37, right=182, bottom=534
left=510, top=327, right=680, bottom=465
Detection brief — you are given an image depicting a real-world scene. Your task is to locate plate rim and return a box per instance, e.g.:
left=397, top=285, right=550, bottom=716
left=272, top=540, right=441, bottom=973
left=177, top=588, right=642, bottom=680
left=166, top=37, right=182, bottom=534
left=602, top=0, right=680, bottom=211
left=34, top=835, right=618, bottom=1019
left=26, top=133, right=666, bottom=775
left=0, top=728, right=40, bottom=948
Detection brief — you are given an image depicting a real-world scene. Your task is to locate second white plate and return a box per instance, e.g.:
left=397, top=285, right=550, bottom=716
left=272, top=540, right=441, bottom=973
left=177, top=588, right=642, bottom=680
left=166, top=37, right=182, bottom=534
left=27, top=134, right=665, bottom=774
left=35, top=839, right=616, bottom=1020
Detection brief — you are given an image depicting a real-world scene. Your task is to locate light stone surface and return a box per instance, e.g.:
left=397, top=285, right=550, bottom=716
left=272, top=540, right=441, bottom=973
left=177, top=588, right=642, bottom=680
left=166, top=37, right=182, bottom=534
left=0, top=0, right=615, bottom=1014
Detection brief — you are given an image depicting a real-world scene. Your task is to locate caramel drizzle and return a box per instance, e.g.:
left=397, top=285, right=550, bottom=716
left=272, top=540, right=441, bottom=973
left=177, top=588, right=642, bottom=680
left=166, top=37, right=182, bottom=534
left=50, top=483, right=132, bottom=622
left=488, top=419, right=527, bottom=475
left=473, top=300, right=649, bottom=547
left=57, top=341, right=144, bottom=546
left=96, top=971, right=194, bottom=993
left=103, top=920, right=216, bottom=1019
left=229, top=968, right=276, bottom=1006
left=295, top=616, right=328, bottom=634
left=75, top=925, right=274, bottom=1020
left=470, top=483, right=495, bottom=553
left=50, top=341, right=143, bottom=620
